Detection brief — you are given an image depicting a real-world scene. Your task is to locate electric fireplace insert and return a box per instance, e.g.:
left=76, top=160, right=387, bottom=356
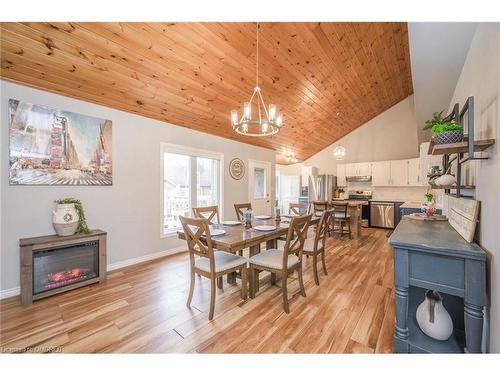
left=20, top=230, right=107, bottom=305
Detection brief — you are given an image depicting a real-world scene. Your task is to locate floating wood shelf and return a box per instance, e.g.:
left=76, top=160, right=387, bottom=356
left=428, top=139, right=495, bottom=155
left=430, top=185, right=475, bottom=190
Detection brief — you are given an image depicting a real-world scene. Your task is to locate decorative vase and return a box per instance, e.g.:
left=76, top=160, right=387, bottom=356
left=416, top=290, right=453, bottom=341
left=434, top=174, right=456, bottom=186
left=421, top=200, right=436, bottom=216
left=52, top=203, right=79, bottom=236
left=434, top=130, right=464, bottom=145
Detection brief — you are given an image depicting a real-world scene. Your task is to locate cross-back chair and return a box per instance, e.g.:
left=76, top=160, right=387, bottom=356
left=193, top=205, right=220, bottom=224
left=289, top=202, right=307, bottom=216
left=234, top=203, right=252, bottom=221
left=312, top=201, right=328, bottom=217
left=248, top=214, right=312, bottom=313
left=303, top=209, right=333, bottom=285
left=331, top=202, right=351, bottom=238
left=180, top=215, right=247, bottom=320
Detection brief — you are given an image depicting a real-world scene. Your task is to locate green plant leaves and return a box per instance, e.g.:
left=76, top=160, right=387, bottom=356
left=423, top=109, right=463, bottom=133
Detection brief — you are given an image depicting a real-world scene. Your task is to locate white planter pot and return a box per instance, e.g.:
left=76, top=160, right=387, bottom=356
left=52, top=203, right=79, bottom=236
left=416, top=290, right=453, bottom=341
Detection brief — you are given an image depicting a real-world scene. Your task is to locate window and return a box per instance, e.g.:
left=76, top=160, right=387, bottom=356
left=161, top=144, right=223, bottom=236
left=253, top=167, right=266, bottom=198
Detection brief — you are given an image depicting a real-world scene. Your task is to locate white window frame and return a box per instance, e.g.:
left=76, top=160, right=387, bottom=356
left=160, top=142, right=224, bottom=238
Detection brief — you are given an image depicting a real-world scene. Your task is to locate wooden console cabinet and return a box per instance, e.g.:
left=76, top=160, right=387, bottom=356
left=20, top=230, right=107, bottom=306
left=389, top=219, right=487, bottom=353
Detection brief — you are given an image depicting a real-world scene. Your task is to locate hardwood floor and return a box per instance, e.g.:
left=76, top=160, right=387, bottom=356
left=0, top=228, right=395, bottom=353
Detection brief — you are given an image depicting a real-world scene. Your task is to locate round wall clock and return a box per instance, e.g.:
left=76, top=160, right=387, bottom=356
left=229, top=158, right=245, bottom=180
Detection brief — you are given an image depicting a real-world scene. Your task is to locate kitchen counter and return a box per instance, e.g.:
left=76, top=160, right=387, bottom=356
left=400, top=200, right=423, bottom=209
left=331, top=199, right=368, bottom=206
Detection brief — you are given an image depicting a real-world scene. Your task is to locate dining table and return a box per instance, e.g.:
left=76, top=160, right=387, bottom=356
left=177, top=215, right=321, bottom=288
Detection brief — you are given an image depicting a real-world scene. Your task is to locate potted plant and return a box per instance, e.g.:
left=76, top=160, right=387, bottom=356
left=423, top=110, right=463, bottom=144
left=53, top=198, right=90, bottom=236
left=421, top=193, right=436, bottom=217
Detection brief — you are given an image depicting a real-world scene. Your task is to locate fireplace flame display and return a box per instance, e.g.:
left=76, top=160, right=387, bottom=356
left=44, top=268, right=95, bottom=290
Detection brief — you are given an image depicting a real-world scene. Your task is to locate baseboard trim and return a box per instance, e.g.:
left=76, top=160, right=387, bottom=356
left=0, top=286, right=21, bottom=300
left=0, top=245, right=187, bottom=300
left=106, top=245, right=187, bottom=271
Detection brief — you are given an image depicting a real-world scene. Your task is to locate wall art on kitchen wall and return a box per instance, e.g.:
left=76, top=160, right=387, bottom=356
left=8, top=99, right=112, bottom=185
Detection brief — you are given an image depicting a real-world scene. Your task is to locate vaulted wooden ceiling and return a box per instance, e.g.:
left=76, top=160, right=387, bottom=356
left=1, top=22, right=413, bottom=164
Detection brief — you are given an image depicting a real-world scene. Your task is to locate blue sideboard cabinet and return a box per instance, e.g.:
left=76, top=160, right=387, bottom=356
left=389, top=218, right=487, bottom=353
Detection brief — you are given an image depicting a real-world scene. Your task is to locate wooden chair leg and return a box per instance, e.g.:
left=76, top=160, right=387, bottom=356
left=282, top=272, right=290, bottom=314
left=271, top=272, right=276, bottom=285
left=312, top=253, right=320, bottom=285
left=348, top=220, right=352, bottom=239
left=254, top=269, right=260, bottom=293
left=186, top=270, right=195, bottom=307
left=240, top=267, right=248, bottom=300
left=321, top=250, right=328, bottom=276
left=209, top=277, right=216, bottom=320
left=217, top=276, right=223, bottom=289
left=249, top=265, right=255, bottom=299
left=340, top=221, right=344, bottom=236
left=298, top=265, right=306, bottom=297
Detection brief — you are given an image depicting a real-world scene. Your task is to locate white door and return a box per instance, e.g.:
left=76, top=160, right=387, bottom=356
left=408, top=158, right=421, bottom=186
left=249, top=160, right=272, bottom=215
left=390, top=160, right=408, bottom=186
left=372, top=161, right=391, bottom=186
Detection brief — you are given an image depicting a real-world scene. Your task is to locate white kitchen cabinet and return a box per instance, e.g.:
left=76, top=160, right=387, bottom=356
left=390, top=160, right=408, bottom=186
left=357, top=162, right=371, bottom=176
left=301, top=166, right=318, bottom=187
left=408, top=158, right=421, bottom=186
left=345, top=163, right=358, bottom=177
left=371, top=161, right=391, bottom=186
left=337, top=164, right=347, bottom=186
left=345, top=162, right=371, bottom=177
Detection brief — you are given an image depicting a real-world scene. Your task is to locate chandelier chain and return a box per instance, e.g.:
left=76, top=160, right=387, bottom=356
left=256, top=22, right=259, bottom=88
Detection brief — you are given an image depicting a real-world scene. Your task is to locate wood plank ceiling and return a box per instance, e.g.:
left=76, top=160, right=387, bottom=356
left=0, top=22, right=413, bottom=164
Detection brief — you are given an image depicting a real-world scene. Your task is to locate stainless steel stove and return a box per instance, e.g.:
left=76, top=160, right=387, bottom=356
left=347, top=190, right=373, bottom=201
left=347, top=190, right=372, bottom=227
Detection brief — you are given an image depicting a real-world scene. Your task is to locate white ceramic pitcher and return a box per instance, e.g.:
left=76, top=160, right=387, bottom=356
left=52, top=203, right=79, bottom=236
left=416, top=290, right=453, bottom=341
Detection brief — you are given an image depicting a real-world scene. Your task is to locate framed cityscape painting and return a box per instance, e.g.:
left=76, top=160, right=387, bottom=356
left=8, top=99, right=112, bottom=185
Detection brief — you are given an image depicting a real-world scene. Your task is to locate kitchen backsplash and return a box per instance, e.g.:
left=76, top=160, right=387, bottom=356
left=345, top=182, right=443, bottom=207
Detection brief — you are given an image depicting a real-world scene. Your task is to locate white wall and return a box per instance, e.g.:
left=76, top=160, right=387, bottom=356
left=447, top=24, right=500, bottom=352
left=0, top=81, right=275, bottom=295
left=302, top=95, right=420, bottom=174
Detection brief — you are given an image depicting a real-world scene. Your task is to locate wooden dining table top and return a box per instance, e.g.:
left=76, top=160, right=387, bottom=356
left=177, top=215, right=320, bottom=253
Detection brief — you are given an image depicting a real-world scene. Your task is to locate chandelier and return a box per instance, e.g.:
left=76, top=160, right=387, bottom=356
left=231, top=22, right=283, bottom=137
left=333, top=146, right=346, bottom=160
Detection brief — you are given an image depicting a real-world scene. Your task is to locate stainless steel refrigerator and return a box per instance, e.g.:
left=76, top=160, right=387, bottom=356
left=309, top=174, right=337, bottom=202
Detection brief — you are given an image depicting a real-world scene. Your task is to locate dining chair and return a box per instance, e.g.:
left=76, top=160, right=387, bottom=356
left=289, top=202, right=307, bottom=216
left=234, top=203, right=252, bottom=221
left=312, top=201, right=328, bottom=217
left=331, top=202, right=351, bottom=238
left=180, top=215, right=248, bottom=320
left=193, top=205, right=220, bottom=224
left=303, top=209, right=333, bottom=285
left=248, top=214, right=312, bottom=313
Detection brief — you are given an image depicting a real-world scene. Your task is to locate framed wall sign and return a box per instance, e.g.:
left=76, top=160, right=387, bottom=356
left=229, top=158, right=245, bottom=180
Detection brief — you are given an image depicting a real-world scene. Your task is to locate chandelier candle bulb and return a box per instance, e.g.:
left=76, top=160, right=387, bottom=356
left=269, top=104, right=276, bottom=120
left=276, top=115, right=283, bottom=127
left=231, top=110, right=238, bottom=125
left=244, top=102, right=251, bottom=120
